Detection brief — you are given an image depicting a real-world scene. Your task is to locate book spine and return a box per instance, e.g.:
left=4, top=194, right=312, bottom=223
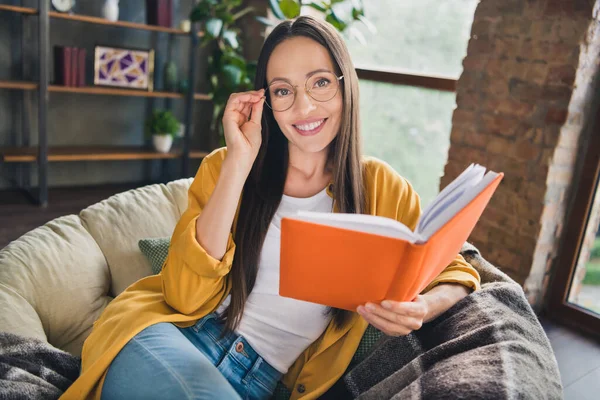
left=158, top=0, right=168, bottom=27
left=78, top=48, right=86, bottom=87
left=64, top=47, right=72, bottom=87
left=167, top=0, right=172, bottom=28
left=54, top=46, right=64, bottom=85
left=70, top=47, right=78, bottom=87
left=146, top=0, right=158, bottom=25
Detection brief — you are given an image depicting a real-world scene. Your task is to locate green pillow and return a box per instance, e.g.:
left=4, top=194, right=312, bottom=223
left=137, top=236, right=382, bottom=399
left=138, top=237, right=170, bottom=275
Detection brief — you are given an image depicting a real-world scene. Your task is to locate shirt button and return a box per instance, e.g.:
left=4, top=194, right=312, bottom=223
left=297, top=384, right=306, bottom=393
left=235, top=342, right=244, bottom=353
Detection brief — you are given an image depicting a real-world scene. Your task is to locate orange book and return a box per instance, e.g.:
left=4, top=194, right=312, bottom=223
left=280, top=164, right=504, bottom=311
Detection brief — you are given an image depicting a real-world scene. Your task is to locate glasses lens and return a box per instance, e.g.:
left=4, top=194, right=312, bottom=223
left=307, top=72, right=339, bottom=102
left=267, top=82, right=295, bottom=111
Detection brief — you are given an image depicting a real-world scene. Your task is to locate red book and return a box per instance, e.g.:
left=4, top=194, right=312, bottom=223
left=158, top=0, right=169, bottom=27
left=64, top=47, right=72, bottom=86
left=167, top=0, right=172, bottom=28
left=70, top=47, right=78, bottom=87
left=78, top=48, right=86, bottom=87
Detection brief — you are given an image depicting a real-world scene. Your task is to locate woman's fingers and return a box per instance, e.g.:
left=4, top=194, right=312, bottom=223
left=249, top=96, right=265, bottom=124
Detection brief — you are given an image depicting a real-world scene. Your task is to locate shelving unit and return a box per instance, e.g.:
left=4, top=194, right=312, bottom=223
left=0, top=2, right=207, bottom=206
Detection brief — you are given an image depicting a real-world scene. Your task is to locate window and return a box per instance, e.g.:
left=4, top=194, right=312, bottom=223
left=343, top=0, right=479, bottom=205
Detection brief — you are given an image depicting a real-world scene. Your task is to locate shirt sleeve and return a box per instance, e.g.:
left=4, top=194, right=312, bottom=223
left=161, top=153, right=236, bottom=315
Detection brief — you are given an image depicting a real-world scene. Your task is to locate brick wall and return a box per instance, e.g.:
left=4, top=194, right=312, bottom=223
left=443, top=0, right=600, bottom=310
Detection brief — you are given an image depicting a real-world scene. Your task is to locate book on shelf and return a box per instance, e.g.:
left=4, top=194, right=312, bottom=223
left=54, top=46, right=86, bottom=87
left=279, top=164, right=504, bottom=311
left=146, top=0, right=172, bottom=27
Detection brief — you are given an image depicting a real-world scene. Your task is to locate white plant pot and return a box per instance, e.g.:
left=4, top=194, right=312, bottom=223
left=152, top=134, right=173, bottom=153
left=102, top=0, right=119, bottom=22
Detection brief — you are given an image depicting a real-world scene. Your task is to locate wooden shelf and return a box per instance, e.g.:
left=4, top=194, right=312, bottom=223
left=0, top=5, right=202, bottom=36
left=0, top=81, right=210, bottom=100
left=0, top=5, right=37, bottom=15
left=0, top=146, right=209, bottom=163
left=49, top=85, right=211, bottom=100
left=0, top=80, right=37, bottom=90
left=49, top=11, right=201, bottom=36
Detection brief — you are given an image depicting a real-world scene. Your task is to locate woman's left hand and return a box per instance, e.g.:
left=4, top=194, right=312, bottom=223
left=357, top=283, right=471, bottom=336
left=357, top=296, right=428, bottom=337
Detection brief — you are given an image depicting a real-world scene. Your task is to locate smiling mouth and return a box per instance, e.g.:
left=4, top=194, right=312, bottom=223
left=293, top=118, right=327, bottom=136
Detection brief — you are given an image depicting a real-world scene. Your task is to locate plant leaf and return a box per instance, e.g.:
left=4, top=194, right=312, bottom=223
left=189, top=1, right=212, bottom=22
left=268, top=0, right=286, bottom=19
left=325, top=11, right=346, bottom=31
left=357, top=14, right=377, bottom=34
left=222, top=64, right=243, bottom=89
left=205, top=18, right=224, bottom=38
left=255, top=15, right=276, bottom=26
left=223, top=30, right=239, bottom=49
left=305, top=1, right=327, bottom=12
left=279, top=0, right=301, bottom=18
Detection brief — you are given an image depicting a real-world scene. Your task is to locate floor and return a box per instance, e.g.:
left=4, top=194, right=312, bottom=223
left=1, top=185, right=600, bottom=399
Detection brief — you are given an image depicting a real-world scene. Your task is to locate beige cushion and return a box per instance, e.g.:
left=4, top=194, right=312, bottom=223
left=166, top=178, right=193, bottom=215
left=0, top=179, right=193, bottom=357
left=0, top=215, right=111, bottom=356
left=79, top=183, right=184, bottom=297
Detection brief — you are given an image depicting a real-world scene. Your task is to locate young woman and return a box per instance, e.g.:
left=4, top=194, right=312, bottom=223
left=64, top=15, right=480, bottom=400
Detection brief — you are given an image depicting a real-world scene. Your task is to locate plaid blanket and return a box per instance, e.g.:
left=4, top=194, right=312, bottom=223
left=0, top=332, right=80, bottom=399
left=328, top=243, right=563, bottom=399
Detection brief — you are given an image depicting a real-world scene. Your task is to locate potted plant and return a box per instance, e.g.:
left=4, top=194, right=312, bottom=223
left=144, top=110, right=180, bottom=153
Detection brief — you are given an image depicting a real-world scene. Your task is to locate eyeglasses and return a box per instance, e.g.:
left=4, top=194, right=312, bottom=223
left=264, top=71, right=344, bottom=112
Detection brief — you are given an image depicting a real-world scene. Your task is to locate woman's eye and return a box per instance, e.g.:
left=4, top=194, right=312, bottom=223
left=315, top=78, right=330, bottom=88
left=274, top=88, right=291, bottom=97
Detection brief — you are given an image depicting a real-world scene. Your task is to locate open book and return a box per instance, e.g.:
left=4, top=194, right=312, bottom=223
left=279, top=164, right=503, bottom=311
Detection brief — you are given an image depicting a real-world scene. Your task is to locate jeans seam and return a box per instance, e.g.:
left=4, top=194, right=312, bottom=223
left=131, top=336, right=194, bottom=400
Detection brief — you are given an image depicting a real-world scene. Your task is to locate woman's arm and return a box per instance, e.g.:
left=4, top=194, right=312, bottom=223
left=162, top=90, right=265, bottom=315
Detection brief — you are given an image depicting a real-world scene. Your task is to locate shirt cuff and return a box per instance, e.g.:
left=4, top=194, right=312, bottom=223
left=170, top=215, right=236, bottom=278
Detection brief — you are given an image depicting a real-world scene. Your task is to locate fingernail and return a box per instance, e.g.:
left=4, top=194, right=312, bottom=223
left=381, top=301, right=392, bottom=310
left=365, top=303, right=376, bottom=312
left=357, top=306, right=365, bottom=314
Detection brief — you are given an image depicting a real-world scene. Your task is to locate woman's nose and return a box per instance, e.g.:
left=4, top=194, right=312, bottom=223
left=295, top=90, right=317, bottom=114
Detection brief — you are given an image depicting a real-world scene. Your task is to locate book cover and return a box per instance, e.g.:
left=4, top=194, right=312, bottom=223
left=78, top=48, right=86, bottom=87
left=70, top=47, right=78, bottom=87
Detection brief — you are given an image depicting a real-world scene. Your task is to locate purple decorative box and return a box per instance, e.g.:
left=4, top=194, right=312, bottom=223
left=93, top=46, right=155, bottom=91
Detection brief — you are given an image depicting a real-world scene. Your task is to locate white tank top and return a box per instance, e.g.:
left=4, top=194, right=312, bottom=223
left=216, top=187, right=334, bottom=373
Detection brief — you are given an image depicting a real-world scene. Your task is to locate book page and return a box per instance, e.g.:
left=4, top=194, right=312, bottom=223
left=418, top=171, right=499, bottom=241
left=288, top=211, right=419, bottom=243
left=416, top=164, right=485, bottom=234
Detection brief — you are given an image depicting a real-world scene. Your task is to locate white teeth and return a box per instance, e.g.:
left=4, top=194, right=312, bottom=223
left=295, top=119, right=325, bottom=131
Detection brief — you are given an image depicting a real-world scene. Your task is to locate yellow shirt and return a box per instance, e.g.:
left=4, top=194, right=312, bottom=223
left=61, top=147, right=481, bottom=400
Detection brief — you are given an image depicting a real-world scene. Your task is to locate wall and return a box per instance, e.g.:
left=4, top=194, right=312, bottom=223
left=443, top=0, right=600, bottom=310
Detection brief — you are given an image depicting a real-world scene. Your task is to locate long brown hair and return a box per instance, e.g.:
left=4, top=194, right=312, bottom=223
left=221, top=15, right=365, bottom=332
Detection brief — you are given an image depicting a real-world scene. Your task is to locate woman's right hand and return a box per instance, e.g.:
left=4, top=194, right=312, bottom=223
left=222, top=89, right=266, bottom=171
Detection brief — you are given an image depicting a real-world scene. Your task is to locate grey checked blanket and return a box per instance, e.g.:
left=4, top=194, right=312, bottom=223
left=0, top=332, right=80, bottom=399
left=328, top=243, right=563, bottom=399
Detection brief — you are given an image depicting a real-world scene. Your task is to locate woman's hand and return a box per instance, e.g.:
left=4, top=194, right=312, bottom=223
left=357, top=283, right=471, bottom=336
left=357, top=296, right=428, bottom=337
left=222, top=89, right=266, bottom=171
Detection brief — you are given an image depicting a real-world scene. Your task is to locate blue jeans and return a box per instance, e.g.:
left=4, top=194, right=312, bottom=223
left=101, top=313, right=282, bottom=400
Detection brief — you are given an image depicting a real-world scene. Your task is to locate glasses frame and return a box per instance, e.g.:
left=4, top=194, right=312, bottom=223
left=264, top=73, right=344, bottom=112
